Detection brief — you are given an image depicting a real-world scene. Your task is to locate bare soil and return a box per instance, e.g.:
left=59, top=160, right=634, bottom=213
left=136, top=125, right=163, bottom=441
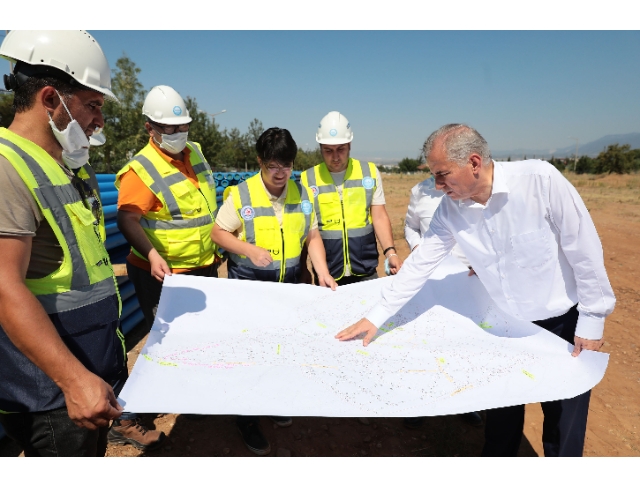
left=2, top=172, right=638, bottom=457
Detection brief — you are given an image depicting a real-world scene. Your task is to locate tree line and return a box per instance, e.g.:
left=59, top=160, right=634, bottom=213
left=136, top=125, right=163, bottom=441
left=1, top=57, right=639, bottom=175
left=0, top=55, right=325, bottom=174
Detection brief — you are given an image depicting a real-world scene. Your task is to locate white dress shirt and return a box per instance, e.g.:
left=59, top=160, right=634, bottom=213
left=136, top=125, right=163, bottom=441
left=367, top=160, right=615, bottom=340
left=404, top=177, right=470, bottom=267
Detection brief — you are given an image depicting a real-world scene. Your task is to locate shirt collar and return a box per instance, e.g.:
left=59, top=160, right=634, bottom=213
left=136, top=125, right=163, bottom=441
left=459, top=161, right=509, bottom=208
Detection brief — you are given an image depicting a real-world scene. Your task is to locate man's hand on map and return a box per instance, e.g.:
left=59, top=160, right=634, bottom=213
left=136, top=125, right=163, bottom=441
left=572, top=336, right=604, bottom=357
left=317, top=272, right=338, bottom=290
left=335, top=318, right=378, bottom=347
left=249, top=246, right=273, bottom=267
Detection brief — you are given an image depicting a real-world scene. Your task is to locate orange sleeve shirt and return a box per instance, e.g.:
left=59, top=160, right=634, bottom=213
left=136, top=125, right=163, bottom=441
left=117, top=138, right=209, bottom=273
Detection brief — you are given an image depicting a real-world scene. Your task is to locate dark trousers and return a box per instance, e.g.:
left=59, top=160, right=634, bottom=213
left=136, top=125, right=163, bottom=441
left=126, top=261, right=218, bottom=330
left=0, top=406, right=108, bottom=457
left=482, top=305, right=591, bottom=457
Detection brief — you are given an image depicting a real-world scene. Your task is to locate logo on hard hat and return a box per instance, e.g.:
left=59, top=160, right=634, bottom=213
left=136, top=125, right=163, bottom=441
left=309, top=185, right=319, bottom=197
left=362, top=177, right=375, bottom=190
left=173, top=106, right=182, bottom=116
left=241, top=205, right=255, bottom=221
left=301, top=200, right=313, bottom=215
left=329, top=129, right=338, bottom=137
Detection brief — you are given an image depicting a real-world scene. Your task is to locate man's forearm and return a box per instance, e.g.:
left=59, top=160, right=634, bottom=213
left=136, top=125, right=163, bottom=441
left=371, top=205, right=396, bottom=250
left=117, top=210, right=155, bottom=259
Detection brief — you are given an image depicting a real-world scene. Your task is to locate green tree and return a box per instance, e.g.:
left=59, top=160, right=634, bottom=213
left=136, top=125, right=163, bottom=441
left=93, top=55, right=147, bottom=173
left=575, top=156, right=595, bottom=174
left=0, top=93, right=15, bottom=128
left=295, top=147, right=323, bottom=171
left=594, top=144, right=633, bottom=174
left=397, top=157, right=420, bottom=173
left=184, top=96, right=225, bottom=166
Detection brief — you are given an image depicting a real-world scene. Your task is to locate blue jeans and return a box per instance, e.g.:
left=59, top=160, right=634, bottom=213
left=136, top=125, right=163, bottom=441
left=0, top=406, right=108, bottom=456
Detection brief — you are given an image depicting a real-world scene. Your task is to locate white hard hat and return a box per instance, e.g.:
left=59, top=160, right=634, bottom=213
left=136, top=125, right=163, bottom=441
left=316, top=111, right=353, bottom=145
left=142, top=85, right=192, bottom=125
left=0, top=30, right=117, bottom=101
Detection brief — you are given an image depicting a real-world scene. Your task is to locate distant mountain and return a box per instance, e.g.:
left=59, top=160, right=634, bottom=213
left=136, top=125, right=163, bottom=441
left=492, top=133, right=640, bottom=160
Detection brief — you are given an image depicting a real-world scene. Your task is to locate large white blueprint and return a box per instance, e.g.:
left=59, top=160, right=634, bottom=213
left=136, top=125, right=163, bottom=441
left=118, top=256, right=609, bottom=416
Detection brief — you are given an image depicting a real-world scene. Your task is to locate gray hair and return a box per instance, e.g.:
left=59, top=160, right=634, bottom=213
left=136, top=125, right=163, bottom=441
left=423, top=124, right=492, bottom=167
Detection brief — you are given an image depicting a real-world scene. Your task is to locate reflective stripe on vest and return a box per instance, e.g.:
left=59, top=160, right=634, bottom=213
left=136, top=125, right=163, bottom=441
left=115, top=141, right=218, bottom=268
left=0, top=133, right=118, bottom=314
left=227, top=175, right=311, bottom=282
left=301, top=158, right=378, bottom=279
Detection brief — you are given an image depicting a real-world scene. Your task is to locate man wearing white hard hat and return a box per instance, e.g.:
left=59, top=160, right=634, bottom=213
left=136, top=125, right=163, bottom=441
left=0, top=30, right=127, bottom=456
left=115, top=87, right=218, bottom=353
left=301, top=111, right=402, bottom=285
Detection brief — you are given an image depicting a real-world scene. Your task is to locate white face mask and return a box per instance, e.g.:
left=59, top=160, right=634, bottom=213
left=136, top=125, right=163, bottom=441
left=156, top=131, right=188, bottom=155
left=48, top=91, right=91, bottom=169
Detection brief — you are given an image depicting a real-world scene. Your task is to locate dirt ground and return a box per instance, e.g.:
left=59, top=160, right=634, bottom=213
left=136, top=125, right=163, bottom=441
left=2, top=172, right=638, bottom=457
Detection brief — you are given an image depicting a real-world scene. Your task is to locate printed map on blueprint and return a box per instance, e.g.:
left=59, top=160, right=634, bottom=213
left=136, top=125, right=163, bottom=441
left=118, top=256, right=608, bottom=417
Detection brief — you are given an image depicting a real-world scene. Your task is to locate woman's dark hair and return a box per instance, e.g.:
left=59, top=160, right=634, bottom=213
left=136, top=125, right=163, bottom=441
left=256, top=127, right=297, bottom=165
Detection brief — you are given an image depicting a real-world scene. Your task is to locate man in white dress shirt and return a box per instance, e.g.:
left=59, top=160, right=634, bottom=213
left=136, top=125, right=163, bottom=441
left=337, top=124, right=615, bottom=456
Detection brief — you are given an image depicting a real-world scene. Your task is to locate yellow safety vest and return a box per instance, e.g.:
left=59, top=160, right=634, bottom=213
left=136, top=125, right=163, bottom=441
left=301, top=158, right=379, bottom=280
left=0, top=128, right=126, bottom=413
left=226, top=174, right=313, bottom=283
left=115, top=141, right=218, bottom=268
left=0, top=128, right=119, bottom=313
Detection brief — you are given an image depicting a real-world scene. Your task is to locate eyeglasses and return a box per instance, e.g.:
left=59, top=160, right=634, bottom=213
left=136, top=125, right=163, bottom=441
left=151, top=122, right=190, bottom=135
left=263, top=162, right=293, bottom=174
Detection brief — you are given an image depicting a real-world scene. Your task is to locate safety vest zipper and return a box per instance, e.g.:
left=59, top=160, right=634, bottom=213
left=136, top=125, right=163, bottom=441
left=279, top=228, right=286, bottom=282
left=341, top=198, right=351, bottom=275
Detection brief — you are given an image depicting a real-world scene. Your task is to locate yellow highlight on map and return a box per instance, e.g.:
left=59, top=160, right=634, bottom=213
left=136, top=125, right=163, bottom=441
left=522, top=369, right=535, bottom=380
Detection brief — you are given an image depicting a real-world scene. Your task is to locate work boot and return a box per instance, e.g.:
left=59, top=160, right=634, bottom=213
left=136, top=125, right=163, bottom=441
left=269, top=416, right=293, bottom=427
left=108, top=417, right=166, bottom=451
left=237, top=419, right=271, bottom=455
left=459, top=411, right=484, bottom=427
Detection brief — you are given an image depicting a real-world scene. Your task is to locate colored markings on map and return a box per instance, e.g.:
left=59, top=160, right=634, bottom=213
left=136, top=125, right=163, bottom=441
left=357, top=350, right=369, bottom=356
left=438, top=357, right=446, bottom=364
left=478, top=321, right=492, bottom=329
left=393, top=345, right=403, bottom=349
left=522, top=369, right=535, bottom=380
left=277, top=344, right=281, bottom=355
left=143, top=354, right=152, bottom=361
left=317, top=322, right=327, bottom=329
left=158, top=360, right=177, bottom=367
left=242, top=329, right=248, bottom=333
left=360, top=300, right=367, bottom=304
left=451, top=385, right=473, bottom=396
left=422, top=339, right=428, bottom=345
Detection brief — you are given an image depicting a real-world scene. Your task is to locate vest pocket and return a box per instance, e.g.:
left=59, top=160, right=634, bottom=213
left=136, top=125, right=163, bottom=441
left=166, top=227, right=203, bottom=265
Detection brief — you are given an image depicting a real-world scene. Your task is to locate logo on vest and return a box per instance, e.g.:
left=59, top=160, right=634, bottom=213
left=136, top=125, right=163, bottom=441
left=173, top=106, right=182, bottom=116
left=301, top=200, right=313, bottom=215
left=310, top=185, right=319, bottom=197
left=241, top=205, right=255, bottom=221
left=329, top=129, right=338, bottom=137
left=362, top=176, right=375, bottom=189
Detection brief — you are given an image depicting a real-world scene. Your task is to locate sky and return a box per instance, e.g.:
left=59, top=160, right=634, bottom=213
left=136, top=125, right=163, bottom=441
left=3, top=7, right=639, bottom=162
